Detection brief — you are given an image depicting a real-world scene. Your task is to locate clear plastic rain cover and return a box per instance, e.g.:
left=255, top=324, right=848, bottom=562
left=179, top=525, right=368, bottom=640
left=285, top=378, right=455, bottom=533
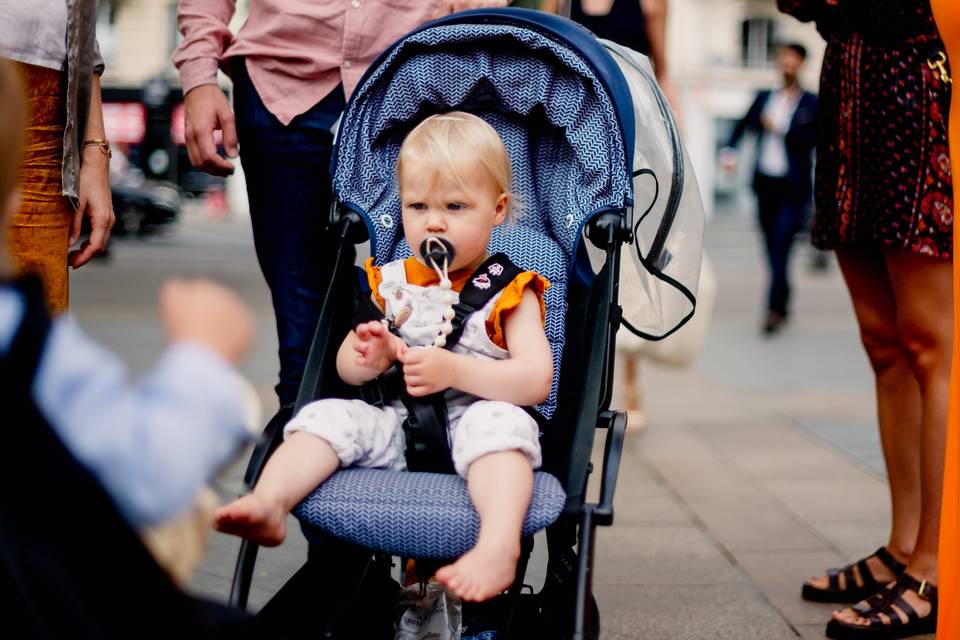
left=601, top=40, right=705, bottom=341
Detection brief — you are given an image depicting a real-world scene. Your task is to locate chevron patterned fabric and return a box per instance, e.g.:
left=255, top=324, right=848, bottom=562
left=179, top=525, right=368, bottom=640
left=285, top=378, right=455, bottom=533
left=294, top=468, right=567, bottom=559
left=333, top=24, right=632, bottom=265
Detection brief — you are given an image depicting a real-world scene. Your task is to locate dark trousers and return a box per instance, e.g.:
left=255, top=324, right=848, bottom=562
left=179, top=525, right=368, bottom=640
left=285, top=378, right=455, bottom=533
left=753, top=174, right=808, bottom=316
left=232, top=59, right=346, bottom=405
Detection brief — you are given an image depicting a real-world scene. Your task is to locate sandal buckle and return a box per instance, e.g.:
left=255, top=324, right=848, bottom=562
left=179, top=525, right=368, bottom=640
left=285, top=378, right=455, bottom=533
left=917, top=579, right=931, bottom=600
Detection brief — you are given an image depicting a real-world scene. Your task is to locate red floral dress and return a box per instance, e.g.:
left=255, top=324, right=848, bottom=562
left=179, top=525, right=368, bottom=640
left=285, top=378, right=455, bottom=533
left=778, top=0, right=953, bottom=258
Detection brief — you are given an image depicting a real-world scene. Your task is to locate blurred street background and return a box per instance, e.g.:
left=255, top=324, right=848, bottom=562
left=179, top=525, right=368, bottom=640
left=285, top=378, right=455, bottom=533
left=68, top=1, right=928, bottom=638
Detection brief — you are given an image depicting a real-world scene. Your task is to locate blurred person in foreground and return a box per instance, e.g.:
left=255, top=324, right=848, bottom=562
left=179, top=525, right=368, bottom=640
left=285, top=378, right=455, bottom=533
left=930, top=1, right=960, bottom=638
left=174, top=0, right=507, bottom=409
left=0, top=59, right=265, bottom=636
left=779, top=2, right=953, bottom=639
left=721, top=43, right=818, bottom=336
left=0, top=0, right=115, bottom=313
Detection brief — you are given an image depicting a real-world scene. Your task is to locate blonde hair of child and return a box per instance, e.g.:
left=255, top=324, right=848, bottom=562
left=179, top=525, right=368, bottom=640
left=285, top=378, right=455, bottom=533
left=397, top=112, right=515, bottom=218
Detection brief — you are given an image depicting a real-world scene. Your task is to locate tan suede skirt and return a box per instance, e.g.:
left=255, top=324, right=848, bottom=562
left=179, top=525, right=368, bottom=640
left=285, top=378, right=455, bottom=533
left=10, top=60, right=74, bottom=314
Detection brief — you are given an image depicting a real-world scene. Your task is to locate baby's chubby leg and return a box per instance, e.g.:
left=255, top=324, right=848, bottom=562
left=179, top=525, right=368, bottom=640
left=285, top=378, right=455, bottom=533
left=215, top=432, right=339, bottom=546
left=436, top=401, right=541, bottom=601
left=436, top=450, right=533, bottom=601
left=215, top=398, right=404, bottom=546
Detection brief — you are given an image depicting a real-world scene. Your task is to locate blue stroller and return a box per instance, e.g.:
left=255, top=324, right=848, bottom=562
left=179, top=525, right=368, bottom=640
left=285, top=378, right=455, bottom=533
left=229, top=8, right=704, bottom=639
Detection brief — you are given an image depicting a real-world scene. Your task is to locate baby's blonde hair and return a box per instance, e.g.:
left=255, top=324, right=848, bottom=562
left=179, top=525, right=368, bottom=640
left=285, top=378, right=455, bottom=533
left=397, top=111, right=514, bottom=217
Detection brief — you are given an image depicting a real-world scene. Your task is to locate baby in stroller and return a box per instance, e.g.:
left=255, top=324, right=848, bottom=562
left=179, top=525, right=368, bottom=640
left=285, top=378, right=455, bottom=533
left=216, top=111, right=553, bottom=603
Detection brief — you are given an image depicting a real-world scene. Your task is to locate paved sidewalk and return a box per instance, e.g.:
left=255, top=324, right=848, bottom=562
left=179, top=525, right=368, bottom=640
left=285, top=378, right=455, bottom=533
left=69, top=209, right=925, bottom=639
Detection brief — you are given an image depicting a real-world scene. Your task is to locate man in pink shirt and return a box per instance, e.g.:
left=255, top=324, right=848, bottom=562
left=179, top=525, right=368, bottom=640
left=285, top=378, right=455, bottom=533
left=174, top=0, right=506, bottom=406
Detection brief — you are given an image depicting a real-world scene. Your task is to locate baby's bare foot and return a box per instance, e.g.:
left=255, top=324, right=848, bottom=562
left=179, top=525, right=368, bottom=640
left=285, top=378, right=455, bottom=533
left=213, top=494, right=287, bottom=547
left=436, top=540, right=519, bottom=602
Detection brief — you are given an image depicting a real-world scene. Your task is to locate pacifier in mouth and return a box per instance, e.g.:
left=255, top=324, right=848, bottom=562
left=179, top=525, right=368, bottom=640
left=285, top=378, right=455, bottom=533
left=419, top=236, right=457, bottom=347
left=419, top=236, right=456, bottom=270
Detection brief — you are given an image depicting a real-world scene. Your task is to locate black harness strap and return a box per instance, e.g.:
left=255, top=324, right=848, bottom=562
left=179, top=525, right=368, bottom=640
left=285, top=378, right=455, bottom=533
left=361, top=253, right=524, bottom=473
left=445, top=253, right=523, bottom=349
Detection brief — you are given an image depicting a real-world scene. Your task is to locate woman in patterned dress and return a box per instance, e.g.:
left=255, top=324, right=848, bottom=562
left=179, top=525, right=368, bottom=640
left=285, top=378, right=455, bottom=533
left=778, top=2, right=953, bottom=638
left=930, top=1, right=960, bottom=637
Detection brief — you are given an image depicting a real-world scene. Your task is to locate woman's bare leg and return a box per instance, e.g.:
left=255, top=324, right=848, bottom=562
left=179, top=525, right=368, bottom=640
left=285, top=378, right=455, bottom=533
left=436, top=451, right=533, bottom=601
left=834, top=248, right=951, bottom=625
left=214, top=432, right=341, bottom=546
left=808, top=247, right=920, bottom=592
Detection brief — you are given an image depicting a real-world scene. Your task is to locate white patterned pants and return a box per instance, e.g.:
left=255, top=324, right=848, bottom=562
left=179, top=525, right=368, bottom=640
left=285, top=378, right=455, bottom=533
left=283, top=398, right=541, bottom=477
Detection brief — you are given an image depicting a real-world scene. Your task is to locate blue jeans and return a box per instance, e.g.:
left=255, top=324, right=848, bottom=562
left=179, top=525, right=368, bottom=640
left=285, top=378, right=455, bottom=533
left=232, top=59, right=346, bottom=405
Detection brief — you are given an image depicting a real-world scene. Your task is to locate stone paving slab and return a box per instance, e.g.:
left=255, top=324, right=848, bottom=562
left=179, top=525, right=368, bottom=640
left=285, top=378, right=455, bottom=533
left=593, top=583, right=799, bottom=640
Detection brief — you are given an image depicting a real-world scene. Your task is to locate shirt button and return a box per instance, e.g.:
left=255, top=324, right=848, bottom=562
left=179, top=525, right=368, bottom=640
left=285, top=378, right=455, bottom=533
left=351, top=0, right=360, bottom=7
left=343, top=59, right=353, bottom=69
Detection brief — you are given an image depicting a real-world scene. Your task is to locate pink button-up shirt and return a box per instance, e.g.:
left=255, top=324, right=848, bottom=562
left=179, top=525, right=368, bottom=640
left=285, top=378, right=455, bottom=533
left=174, top=0, right=438, bottom=125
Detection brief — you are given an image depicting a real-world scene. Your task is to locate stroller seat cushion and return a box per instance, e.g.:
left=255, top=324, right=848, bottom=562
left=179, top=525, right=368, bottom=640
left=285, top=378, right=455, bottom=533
left=293, top=468, right=566, bottom=559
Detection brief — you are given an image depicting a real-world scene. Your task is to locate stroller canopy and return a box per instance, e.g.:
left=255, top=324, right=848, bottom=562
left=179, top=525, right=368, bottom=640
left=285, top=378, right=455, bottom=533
left=331, top=9, right=635, bottom=265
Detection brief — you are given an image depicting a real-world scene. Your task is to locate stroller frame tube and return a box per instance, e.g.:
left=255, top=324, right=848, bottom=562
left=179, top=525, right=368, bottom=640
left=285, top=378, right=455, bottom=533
left=569, top=217, right=629, bottom=638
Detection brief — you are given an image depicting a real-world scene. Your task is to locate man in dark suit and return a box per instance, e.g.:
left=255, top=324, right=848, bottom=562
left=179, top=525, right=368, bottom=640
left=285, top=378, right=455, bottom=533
left=722, top=43, right=818, bottom=335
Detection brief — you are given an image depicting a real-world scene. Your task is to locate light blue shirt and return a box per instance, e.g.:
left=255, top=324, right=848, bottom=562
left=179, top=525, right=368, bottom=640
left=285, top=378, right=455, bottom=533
left=0, top=287, right=252, bottom=528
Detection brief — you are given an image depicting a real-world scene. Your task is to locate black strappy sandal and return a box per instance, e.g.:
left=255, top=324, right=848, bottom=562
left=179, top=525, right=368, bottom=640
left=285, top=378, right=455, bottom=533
left=803, top=547, right=907, bottom=603
left=825, top=573, right=937, bottom=640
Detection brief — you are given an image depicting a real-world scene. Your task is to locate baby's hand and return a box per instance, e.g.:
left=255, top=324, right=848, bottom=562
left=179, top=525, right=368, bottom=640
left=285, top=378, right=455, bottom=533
left=354, top=321, right=402, bottom=372
left=161, top=279, right=254, bottom=364
left=397, top=345, right=459, bottom=397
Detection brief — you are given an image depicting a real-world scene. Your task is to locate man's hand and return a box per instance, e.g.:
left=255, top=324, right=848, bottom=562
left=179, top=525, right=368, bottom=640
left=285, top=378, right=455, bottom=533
left=398, top=344, right=459, bottom=397
left=184, top=84, right=238, bottom=177
left=353, top=321, right=403, bottom=371
left=432, top=0, right=508, bottom=19
left=69, top=148, right=115, bottom=268
left=161, top=279, right=254, bottom=365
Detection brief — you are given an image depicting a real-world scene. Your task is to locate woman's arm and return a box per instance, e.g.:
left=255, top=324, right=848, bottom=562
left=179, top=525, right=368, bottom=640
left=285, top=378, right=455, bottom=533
left=642, top=0, right=682, bottom=120
left=642, top=0, right=668, bottom=81
left=70, top=73, right=115, bottom=269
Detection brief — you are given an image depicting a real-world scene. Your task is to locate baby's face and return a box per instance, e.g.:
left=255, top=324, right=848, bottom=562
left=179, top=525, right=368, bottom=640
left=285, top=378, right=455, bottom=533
left=398, top=157, right=508, bottom=273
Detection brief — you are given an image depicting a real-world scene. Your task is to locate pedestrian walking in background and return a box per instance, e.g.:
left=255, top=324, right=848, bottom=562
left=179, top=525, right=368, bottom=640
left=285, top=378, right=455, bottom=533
left=721, top=43, right=818, bottom=336
left=174, top=0, right=508, bottom=408
left=930, top=2, right=960, bottom=638
left=779, top=2, right=953, bottom=638
left=0, top=0, right=115, bottom=313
